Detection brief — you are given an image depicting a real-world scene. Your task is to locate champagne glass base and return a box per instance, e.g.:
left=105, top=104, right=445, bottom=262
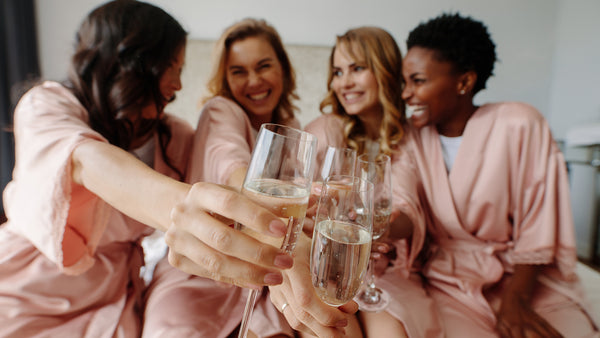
left=355, top=287, right=390, bottom=312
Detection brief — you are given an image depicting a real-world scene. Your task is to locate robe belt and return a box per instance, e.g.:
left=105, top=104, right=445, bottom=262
left=424, top=237, right=512, bottom=326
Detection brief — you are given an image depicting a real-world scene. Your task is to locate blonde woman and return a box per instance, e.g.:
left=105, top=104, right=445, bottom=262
left=188, top=18, right=300, bottom=189
left=268, top=27, right=417, bottom=337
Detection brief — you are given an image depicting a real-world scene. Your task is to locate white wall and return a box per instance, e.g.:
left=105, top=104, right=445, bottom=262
left=35, top=0, right=600, bottom=139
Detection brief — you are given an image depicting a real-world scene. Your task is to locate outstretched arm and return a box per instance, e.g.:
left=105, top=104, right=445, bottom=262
left=71, top=140, right=293, bottom=288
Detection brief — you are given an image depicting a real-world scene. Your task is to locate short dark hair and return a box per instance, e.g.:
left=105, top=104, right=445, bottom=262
left=406, top=13, right=496, bottom=94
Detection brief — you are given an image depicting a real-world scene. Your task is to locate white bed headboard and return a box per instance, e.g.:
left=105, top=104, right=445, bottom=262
left=167, top=39, right=333, bottom=128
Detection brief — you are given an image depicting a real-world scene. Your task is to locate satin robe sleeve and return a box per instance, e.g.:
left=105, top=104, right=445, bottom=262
left=504, top=102, right=577, bottom=277
left=187, top=96, right=255, bottom=185
left=304, top=114, right=347, bottom=180
left=2, top=82, right=110, bottom=275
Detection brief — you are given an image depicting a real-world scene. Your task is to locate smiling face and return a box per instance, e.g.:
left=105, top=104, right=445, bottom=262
left=402, top=46, right=465, bottom=134
left=226, top=36, right=284, bottom=122
left=331, top=45, right=381, bottom=119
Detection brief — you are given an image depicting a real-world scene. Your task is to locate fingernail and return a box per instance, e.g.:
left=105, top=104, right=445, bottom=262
left=336, top=319, right=348, bottom=327
left=264, top=272, right=283, bottom=285
left=378, top=245, right=387, bottom=251
left=247, top=283, right=262, bottom=290
left=269, top=220, right=287, bottom=237
left=274, top=254, right=293, bottom=269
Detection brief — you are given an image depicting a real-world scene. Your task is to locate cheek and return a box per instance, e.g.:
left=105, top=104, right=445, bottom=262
left=227, top=77, right=244, bottom=98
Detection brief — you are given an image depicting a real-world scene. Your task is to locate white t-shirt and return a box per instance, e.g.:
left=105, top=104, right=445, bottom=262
left=439, top=134, right=463, bottom=172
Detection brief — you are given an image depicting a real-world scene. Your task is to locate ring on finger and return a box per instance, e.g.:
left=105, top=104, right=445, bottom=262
left=281, top=302, right=289, bottom=313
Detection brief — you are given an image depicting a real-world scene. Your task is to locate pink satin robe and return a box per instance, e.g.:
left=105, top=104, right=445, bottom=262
left=186, top=96, right=301, bottom=337
left=0, top=81, right=235, bottom=338
left=305, top=104, right=599, bottom=337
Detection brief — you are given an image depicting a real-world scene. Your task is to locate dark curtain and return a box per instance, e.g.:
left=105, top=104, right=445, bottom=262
left=0, top=0, right=40, bottom=216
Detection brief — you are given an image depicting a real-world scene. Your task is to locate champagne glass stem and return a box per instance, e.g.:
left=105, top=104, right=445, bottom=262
left=362, top=254, right=380, bottom=303
left=237, top=289, right=260, bottom=338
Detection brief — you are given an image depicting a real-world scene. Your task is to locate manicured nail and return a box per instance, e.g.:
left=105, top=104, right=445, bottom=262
left=336, top=319, right=348, bottom=327
left=247, top=283, right=261, bottom=290
left=274, top=254, right=293, bottom=269
left=264, top=272, right=283, bottom=285
left=269, top=220, right=287, bottom=237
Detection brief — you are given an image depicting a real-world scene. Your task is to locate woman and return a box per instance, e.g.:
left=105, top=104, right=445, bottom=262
left=185, top=18, right=324, bottom=338
left=0, top=2, right=294, bottom=337
left=188, top=18, right=300, bottom=189
left=268, top=26, right=415, bottom=337
left=373, top=13, right=599, bottom=337
left=304, top=26, right=404, bottom=173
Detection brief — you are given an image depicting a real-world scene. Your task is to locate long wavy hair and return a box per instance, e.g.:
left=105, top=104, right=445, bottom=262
left=204, top=18, right=298, bottom=125
left=67, top=0, right=187, bottom=178
left=320, top=27, right=405, bottom=156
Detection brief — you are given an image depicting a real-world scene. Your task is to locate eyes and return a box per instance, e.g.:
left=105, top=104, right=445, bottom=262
left=229, top=61, right=273, bottom=76
left=332, top=64, right=367, bottom=78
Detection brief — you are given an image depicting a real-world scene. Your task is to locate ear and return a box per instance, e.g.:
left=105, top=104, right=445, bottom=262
left=457, top=71, right=477, bottom=96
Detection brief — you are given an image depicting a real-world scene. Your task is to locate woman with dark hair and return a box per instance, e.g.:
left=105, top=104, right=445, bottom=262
left=367, top=12, right=599, bottom=337
left=0, top=2, right=294, bottom=337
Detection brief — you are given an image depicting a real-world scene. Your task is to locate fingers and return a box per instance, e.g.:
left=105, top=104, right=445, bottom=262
left=167, top=184, right=296, bottom=287
left=189, top=182, right=289, bottom=237
left=165, top=224, right=284, bottom=288
left=270, top=279, right=347, bottom=338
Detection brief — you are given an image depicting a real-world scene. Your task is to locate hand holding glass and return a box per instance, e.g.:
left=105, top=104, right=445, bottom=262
left=310, top=175, right=374, bottom=306
left=236, top=123, right=317, bottom=338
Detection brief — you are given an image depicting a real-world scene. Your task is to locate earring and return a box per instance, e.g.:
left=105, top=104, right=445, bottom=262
left=460, top=89, right=466, bottom=95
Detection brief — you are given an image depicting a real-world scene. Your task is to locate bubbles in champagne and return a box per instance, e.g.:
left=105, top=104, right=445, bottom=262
left=311, top=219, right=371, bottom=306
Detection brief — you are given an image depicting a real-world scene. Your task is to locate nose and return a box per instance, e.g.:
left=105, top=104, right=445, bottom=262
left=247, top=71, right=262, bottom=87
left=173, top=75, right=182, bottom=91
left=340, top=72, right=354, bottom=88
left=401, top=83, right=412, bottom=101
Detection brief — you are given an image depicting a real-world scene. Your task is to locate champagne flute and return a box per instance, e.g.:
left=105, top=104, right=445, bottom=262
left=318, top=146, right=357, bottom=182
left=354, top=153, right=392, bottom=312
left=305, top=147, right=357, bottom=234
left=310, top=175, right=374, bottom=306
left=236, top=123, right=317, bottom=338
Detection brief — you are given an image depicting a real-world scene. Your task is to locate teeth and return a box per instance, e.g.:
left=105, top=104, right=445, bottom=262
left=406, top=105, right=426, bottom=118
left=344, top=93, right=361, bottom=100
left=249, top=91, right=269, bottom=100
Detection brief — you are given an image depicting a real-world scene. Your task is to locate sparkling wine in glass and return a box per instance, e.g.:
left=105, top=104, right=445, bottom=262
left=310, top=175, right=374, bottom=306
left=236, top=123, right=317, bottom=338
left=354, top=153, right=392, bottom=312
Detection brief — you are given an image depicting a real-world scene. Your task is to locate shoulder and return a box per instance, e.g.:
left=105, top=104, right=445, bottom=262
left=19, top=81, right=81, bottom=110
left=479, top=102, right=546, bottom=128
left=304, top=114, right=345, bottom=132
left=202, top=96, right=245, bottom=114
left=199, top=96, right=249, bottom=123
left=163, top=113, right=194, bottom=134
left=15, top=81, right=88, bottom=123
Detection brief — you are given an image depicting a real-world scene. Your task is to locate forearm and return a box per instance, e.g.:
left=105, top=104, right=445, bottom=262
left=71, top=140, right=189, bottom=231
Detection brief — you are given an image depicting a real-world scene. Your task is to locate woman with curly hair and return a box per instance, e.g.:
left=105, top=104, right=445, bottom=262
left=0, top=2, right=297, bottom=337
left=304, top=26, right=404, bottom=165
left=370, top=12, right=599, bottom=337
left=266, top=26, right=406, bottom=338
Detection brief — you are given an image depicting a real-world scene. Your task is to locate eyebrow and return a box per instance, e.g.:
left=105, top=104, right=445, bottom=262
left=228, top=57, right=274, bottom=71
